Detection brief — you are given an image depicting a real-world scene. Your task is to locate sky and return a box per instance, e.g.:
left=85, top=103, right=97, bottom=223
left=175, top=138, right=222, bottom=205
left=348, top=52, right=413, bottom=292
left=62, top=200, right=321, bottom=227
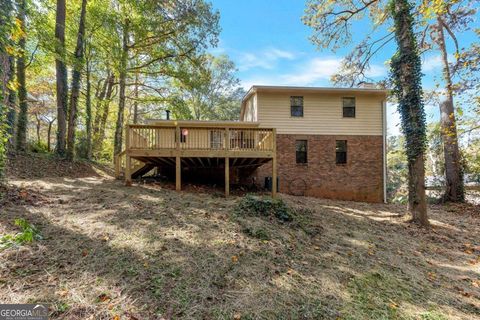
left=207, top=0, right=479, bottom=136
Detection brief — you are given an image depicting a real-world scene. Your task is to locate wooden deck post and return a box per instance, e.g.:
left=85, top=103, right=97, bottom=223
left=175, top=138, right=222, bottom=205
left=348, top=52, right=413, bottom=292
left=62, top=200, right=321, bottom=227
left=176, top=156, right=181, bottom=191
left=125, top=125, right=132, bottom=186
left=125, top=155, right=132, bottom=186
left=224, top=127, right=229, bottom=150
left=175, top=123, right=181, bottom=191
left=225, top=157, right=230, bottom=197
left=272, top=128, right=277, bottom=198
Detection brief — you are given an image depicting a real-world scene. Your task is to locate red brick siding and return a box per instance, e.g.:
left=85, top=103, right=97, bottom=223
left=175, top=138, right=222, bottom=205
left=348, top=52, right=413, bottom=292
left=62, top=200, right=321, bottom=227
left=256, top=134, right=384, bottom=202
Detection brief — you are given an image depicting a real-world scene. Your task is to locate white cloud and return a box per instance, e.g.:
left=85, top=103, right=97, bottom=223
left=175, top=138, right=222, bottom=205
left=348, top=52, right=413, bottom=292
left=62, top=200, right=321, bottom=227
left=238, top=47, right=297, bottom=71
left=264, top=48, right=296, bottom=60
left=367, top=64, right=388, bottom=77
left=422, top=55, right=442, bottom=72
left=279, top=58, right=342, bottom=85
left=241, top=57, right=388, bottom=88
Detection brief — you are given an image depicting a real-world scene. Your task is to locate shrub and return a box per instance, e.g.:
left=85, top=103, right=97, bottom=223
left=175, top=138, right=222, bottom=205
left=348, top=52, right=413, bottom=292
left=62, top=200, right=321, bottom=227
left=242, top=225, right=271, bottom=240
left=235, top=194, right=293, bottom=222
left=29, top=141, right=49, bottom=153
left=0, top=218, right=42, bottom=249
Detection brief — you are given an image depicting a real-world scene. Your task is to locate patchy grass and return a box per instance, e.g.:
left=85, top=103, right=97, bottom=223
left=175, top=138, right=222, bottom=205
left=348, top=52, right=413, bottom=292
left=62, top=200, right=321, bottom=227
left=344, top=271, right=423, bottom=319
left=0, top=156, right=479, bottom=319
left=0, top=218, right=42, bottom=249
left=235, top=194, right=294, bottom=222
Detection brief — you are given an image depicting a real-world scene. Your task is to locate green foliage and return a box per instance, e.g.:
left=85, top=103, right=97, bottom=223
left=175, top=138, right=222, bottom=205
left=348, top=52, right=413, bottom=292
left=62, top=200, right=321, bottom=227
left=29, top=140, right=49, bottom=153
left=425, top=123, right=444, bottom=178
left=168, top=54, right=244, bottom=121
left=388, top=123, right=457, bottom=203
left=387, top=135, right=408, bottom=203
left=463, top=136, right=480, bottom=182
left=0, top=218, right=42, bottom=249
left=242, top=225, right=270, bottom=241
left=235, top=194, right=293, bottom=223
left=74, top=130, right=89, bottom=159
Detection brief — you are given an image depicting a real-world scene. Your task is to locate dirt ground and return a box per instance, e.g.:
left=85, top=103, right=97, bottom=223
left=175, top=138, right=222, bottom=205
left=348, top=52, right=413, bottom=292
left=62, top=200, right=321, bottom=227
left=0, top=154, right=479, bottom=319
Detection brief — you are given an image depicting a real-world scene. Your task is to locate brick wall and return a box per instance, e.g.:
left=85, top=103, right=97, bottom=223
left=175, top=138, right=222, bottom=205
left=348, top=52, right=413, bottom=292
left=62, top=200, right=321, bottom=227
left=255, top=134, right=384, bottom=202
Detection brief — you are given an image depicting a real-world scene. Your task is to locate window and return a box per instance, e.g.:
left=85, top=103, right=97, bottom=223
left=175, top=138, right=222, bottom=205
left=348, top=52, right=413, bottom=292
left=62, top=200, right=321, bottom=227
left=336, top=140, right=347, bottom=164
left=296, top=140, right=307, bottom=164
left=290, top=96, right=304, bottom=117
left=342, top=97, right=356, bottom=118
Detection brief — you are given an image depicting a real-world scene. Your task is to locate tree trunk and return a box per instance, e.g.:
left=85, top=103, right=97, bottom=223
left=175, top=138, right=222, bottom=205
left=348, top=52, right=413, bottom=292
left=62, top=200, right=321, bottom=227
left=85, top=60, right=92, bottom=160
left=66, top=0, right=87, bottom=161
left=390, top=0, right=428, bottom=226
left=6, top=55, right=16, bottom=147
left=0, top=0, right=14, bottom=181
left=55, top=0, right=68, bottom=157
left=92, top=73, right=109, bottom=138
left=408, top=155, right=428, bottom=225
left=15, top=0, right=27, bottom=152
left=47, top=119, right=55, bottom=152
left=133, top=72, right=139, bottom=123
left=35, top=113, right=41, bottom=144
left=114, top=19, right=129, bottom=156
left=95, top=74, right=115, bottom=153
left=435, top=18, right=464, bottom=202
left=0, top=52, right=8, bottom=181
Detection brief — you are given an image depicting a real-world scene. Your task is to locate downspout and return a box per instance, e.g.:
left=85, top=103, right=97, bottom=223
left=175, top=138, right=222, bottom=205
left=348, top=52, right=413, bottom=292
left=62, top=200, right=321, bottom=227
left=382, top=100, right=387, bottom=203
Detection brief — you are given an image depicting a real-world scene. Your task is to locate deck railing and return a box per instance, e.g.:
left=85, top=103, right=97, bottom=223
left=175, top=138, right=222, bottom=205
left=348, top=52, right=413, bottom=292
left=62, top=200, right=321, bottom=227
left=126, top=124, right=275, bottom=152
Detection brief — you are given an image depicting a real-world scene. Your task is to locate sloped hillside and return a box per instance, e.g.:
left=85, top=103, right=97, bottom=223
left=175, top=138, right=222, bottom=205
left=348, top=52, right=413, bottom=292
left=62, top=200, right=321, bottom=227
left=0, top=154, right=479, bottom=319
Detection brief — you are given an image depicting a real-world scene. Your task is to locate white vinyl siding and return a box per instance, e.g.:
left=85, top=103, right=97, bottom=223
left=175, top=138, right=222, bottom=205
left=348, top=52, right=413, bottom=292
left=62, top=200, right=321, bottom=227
left=242, top=94, right=258, bottom=122
left=256, top=92, right=383, bottom=135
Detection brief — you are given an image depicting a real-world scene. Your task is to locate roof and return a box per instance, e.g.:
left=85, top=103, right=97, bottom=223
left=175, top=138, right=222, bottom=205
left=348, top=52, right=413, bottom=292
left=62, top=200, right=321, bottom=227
left=240, top=85, right=389, bottom=119
left=242, top=85, right=389, bottom=103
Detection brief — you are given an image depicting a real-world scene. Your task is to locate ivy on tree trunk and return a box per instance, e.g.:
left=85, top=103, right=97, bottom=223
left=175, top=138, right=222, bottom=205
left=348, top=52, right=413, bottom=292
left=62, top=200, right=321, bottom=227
left=6, top=54, right=16, bottom=147
left=389, top=0, right=428, bottom=226
left=15, top=0, right=27, bottom=152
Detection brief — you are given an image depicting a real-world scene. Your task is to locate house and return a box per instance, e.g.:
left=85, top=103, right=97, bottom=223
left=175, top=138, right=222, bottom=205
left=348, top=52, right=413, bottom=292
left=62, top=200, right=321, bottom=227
left=240, top=85, right=388, bottom=203
left=116, top=85, right=387, bottom=203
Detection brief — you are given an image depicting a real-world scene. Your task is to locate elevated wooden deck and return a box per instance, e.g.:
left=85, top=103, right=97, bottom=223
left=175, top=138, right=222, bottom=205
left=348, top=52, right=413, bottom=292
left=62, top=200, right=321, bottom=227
left=116, top=121, right=277, bottom=196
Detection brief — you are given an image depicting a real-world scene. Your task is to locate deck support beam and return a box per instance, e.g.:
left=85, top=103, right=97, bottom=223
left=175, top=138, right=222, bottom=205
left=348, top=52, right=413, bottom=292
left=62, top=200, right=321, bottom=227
left=125, top=124, right=132, bottom=186
left=225, top=157, right=230, bottom=197
left=125, top=154, right=132, bottom=186
left=176, top=156, right=181, bottom=191
left=272, top=128, right=277, bottom=198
